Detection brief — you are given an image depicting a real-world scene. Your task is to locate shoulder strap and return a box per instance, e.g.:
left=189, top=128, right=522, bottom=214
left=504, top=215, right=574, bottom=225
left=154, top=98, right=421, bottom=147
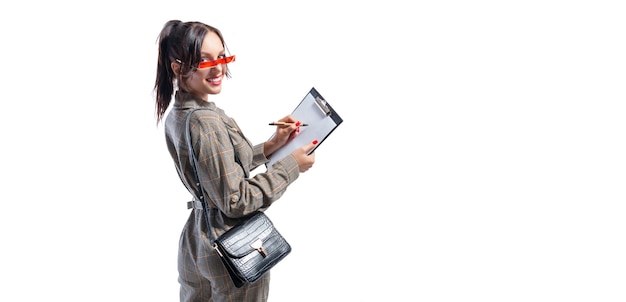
left=185, top=108, right=244, bottom=244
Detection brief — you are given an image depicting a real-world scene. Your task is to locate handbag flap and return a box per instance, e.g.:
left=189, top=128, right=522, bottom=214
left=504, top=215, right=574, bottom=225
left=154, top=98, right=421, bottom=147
left=216, top=212, right=276, bottom=258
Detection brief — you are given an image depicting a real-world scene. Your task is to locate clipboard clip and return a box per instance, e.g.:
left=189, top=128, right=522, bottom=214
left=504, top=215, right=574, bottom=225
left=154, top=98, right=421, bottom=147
left=314, top=96, right=332, bottom=116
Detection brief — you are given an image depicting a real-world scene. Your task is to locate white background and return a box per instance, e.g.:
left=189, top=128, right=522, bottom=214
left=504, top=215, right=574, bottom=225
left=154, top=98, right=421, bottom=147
left=1, top=1, right=625, bottom=301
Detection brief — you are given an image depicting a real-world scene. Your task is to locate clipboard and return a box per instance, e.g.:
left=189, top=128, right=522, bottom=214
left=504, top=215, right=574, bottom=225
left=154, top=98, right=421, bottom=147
left=267, top=87, right=343, bottom=166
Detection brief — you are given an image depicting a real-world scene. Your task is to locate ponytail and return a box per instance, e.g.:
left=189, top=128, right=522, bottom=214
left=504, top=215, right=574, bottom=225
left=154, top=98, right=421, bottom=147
left=154, top=20, right=183, bottom=125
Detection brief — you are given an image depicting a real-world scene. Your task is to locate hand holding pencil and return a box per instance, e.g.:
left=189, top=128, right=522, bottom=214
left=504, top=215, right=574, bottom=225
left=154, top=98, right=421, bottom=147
left=270, top=120, right=307, bottom=142
left=264, top=116, right=306, bottom=156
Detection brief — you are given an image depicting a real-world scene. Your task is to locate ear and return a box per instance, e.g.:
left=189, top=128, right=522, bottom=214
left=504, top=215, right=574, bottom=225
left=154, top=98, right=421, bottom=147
left=171, top=61, right=181, bottom=77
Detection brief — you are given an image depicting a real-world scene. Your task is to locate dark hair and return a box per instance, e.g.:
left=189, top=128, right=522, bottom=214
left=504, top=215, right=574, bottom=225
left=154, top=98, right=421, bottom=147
left=153, top=20, right=231, bottom=124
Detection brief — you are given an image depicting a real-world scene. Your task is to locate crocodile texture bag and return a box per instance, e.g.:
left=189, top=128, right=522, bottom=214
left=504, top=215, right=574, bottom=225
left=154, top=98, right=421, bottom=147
left=212, top=211, right=291, bottom=287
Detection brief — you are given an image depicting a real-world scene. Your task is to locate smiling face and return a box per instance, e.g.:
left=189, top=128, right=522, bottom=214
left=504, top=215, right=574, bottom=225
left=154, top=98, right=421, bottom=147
left=184, top=31, right=228, bottom=100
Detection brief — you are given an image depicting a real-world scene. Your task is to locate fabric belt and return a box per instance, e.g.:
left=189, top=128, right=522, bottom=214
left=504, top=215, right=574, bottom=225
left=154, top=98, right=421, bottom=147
left=187, top=199, right=204, bottom=210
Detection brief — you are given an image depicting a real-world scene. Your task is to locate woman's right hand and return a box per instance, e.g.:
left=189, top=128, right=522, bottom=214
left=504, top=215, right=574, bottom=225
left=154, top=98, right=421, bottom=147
left=291, top=140, right=318, bottom=172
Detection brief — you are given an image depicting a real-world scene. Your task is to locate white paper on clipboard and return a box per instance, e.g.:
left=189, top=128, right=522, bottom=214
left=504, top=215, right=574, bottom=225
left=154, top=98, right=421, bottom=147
left=267, top=87, right=343, bottom=167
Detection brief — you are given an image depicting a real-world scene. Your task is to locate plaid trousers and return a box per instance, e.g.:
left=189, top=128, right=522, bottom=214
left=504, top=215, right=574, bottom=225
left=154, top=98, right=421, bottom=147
left=178, top=209, right=270, bottom=302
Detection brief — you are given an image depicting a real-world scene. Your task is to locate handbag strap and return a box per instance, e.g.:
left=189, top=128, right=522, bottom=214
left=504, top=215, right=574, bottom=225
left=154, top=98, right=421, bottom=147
left=185, top=108, right=245, bottom=244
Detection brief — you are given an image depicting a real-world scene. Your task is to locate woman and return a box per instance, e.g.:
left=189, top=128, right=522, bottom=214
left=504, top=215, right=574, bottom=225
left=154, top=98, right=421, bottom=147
left=154, top=20, right=317, bottom=302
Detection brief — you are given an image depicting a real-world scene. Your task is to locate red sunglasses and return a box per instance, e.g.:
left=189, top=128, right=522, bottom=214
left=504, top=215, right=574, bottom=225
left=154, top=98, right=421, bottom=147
left=197, top=55, right=236, bottom=69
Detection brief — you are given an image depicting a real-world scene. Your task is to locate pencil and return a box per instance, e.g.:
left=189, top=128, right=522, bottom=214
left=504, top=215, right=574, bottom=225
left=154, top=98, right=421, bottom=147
left=269, top=122, right=309, bottom=126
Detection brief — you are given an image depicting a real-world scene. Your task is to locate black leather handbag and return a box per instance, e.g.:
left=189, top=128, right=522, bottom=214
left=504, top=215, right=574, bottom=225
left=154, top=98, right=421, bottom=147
left=185, top=108, right=291, bottom=288
left=212, top=211, right=292, bottom=287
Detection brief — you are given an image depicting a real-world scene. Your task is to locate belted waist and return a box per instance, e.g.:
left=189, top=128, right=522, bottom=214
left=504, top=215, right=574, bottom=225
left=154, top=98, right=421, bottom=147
left=187, top=199, right=204, bottom=210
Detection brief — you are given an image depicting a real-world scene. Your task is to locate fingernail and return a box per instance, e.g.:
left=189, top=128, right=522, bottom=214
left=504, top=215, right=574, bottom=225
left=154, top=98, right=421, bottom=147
left=296, top=121, right=301, bottom=126
left=312, top=140, right=318, bottom=145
